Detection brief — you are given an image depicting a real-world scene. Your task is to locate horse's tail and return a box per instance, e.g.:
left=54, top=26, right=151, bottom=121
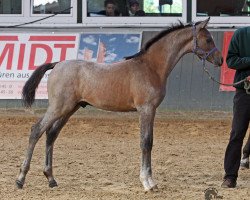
left=22, top=62, right=58, bottom=108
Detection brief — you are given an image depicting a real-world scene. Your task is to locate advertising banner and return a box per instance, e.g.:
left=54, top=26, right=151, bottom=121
left=0, top=33, right=79, bottom=99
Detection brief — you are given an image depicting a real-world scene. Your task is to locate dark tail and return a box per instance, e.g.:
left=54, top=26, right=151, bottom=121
left=22, top=62, right=58, bottom=108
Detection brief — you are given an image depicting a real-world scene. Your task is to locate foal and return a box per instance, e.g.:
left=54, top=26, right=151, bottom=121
left=16, top=18, right=223, bottom=191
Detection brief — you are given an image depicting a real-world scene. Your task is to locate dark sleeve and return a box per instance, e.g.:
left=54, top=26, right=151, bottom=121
left=226, top=30, right=250, bottom=70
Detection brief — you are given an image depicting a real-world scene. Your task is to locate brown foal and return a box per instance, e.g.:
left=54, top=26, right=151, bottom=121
left=16, top=18, right=223, bottom=191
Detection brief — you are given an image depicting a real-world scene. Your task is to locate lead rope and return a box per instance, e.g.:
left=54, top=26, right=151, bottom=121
left=202, top=61, right=250, bottom=94
left=191, top=22, right=250, bottom=94
left=245, top=81, right=250, bottom=94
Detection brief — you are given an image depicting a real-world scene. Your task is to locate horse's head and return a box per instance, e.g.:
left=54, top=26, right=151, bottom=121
left=193, top=18, right=223, bottom=66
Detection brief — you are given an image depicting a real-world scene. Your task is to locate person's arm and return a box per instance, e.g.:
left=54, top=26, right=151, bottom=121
left=226, top=31, right=250, bottom=70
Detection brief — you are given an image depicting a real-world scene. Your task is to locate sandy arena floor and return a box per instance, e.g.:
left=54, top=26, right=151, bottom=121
left=1, top=109, right=250, bottom=200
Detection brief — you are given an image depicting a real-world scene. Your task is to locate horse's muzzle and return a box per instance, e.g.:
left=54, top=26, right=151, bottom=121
left=213, top=51, right=223, bottom=67
left=216, top=56, right=224, bottom=66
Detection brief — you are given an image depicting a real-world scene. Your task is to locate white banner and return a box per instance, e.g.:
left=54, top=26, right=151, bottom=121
left=0, top=33, right=79, bottom=99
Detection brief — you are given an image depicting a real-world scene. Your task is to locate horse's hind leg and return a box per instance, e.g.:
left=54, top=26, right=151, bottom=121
left=241, top=133, right=250, bottom=169
left=43, top=106, right=80, bottom=188
left=16, top=108, right=63, bottom=189
left=43, top=118, right=66, bottom=188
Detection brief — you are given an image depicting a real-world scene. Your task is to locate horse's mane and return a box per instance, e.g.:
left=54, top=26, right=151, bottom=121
left=125, top=21, right=201, bottom=60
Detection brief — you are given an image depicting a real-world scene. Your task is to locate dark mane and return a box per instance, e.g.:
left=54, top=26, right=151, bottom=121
left=125, top=21, right=196, bottom=60
left=144, top=21, right=186, bottom=51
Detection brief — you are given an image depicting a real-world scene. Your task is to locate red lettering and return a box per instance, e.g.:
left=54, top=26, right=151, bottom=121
left=29, top=44, right=52, bottom=70
left=17, top=43, right=26, bottom=70
left=0, top=36, right=18, bottom=41
left=0, top=35, right=76, bottom=71
left=29, top=36, right=76, bottom=41
left=54, top=44, right=75, bottom=61
left=0, top=44, right=14, bottom=70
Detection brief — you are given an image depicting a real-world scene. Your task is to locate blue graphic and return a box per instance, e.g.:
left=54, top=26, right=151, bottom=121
left=78, top=33, right=141, bottom=63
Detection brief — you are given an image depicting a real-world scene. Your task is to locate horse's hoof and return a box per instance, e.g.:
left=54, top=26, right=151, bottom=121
left=144, top=185, right=158, bottom=193
left=151, top=184, right=159, bottom=191
left=240, top=159, right=249, bottom=170
left=144, top=187, right=154, bottom=193
left=141, top=176, right=158, bottom=192
left=148, top=178, right=158, bottom=190
left=16, top=180, right=24, bottom=189
left=240, top=165, right=249, bottom=170
left=49, top=180, right=58, bottom=188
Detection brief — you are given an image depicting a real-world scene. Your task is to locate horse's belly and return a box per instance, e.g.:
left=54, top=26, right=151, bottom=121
left=96, top=104, right=136, bottom=112
left=90, top=101, right=136, bottom=112
left=84, top=93, right=136, bottom=112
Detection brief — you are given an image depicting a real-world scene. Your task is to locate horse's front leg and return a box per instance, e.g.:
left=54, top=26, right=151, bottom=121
left=139, top=106, right=158, bottom=191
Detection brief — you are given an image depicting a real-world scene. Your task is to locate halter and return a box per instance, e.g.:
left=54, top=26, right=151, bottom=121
left=191, top=22, right=250, bottom=93
left=192, top=22, right=218, bottom=64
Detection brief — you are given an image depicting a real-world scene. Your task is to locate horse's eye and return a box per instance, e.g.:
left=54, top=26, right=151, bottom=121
left=206, top=38, right=212, bottom=43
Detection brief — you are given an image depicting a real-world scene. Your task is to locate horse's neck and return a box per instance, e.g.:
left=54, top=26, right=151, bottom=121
left=146, top=28, right=193, bottom=83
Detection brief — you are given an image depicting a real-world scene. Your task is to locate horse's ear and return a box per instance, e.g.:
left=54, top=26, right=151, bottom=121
left=196, top=17, right=210, bottom=30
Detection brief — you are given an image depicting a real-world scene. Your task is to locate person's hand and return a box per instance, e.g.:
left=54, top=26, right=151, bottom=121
left=247, top=76, right=250, bottom=81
